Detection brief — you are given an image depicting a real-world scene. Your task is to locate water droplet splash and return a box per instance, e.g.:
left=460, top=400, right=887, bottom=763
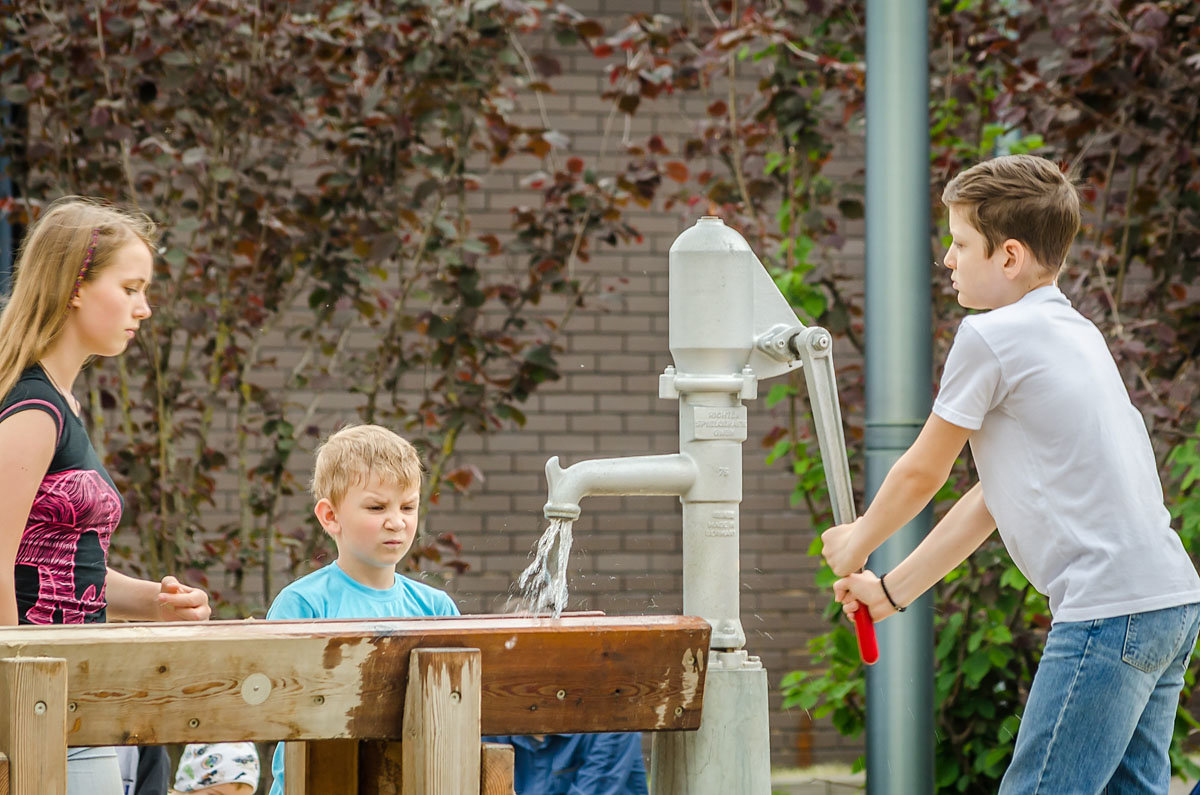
left=517, top=518, right=575, bottom=618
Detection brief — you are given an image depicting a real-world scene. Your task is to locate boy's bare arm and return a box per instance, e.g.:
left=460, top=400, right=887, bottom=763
left=822, top=413, right=971, bottom=576
left=834, top=483, right=996, bottom=619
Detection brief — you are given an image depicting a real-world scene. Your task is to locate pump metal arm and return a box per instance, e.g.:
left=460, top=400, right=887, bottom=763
left=753, top=324, right=856, bottom=526
left=757, top=323, right=879, bottom=665
left=793, top=327, right=879, bottom=664
left=790, top=327, right=856, bottom=528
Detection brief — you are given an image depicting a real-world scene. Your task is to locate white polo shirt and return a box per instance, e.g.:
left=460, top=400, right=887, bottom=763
left=933, top=285, right=1200, bottom=622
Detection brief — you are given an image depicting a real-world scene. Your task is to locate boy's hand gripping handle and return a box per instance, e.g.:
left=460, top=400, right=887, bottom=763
left=796, top=328, right=879, bottom=666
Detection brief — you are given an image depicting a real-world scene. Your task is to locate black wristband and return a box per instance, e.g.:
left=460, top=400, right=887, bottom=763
left=879, top=572, right=905, bottom=612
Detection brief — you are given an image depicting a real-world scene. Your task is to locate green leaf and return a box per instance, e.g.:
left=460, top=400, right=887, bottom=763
left=962, top=650, right=991, bottom=687
left=766, top=439, right=791, bottom=466
left=801, top=292, right=826, bottom=319
left=765, top=382, right=795, bottom=409
left=837, top=199, right=863, bottom=219
left=999, top=567, right=1028, bottom=589
left=524, top=344, right=555, bottom=368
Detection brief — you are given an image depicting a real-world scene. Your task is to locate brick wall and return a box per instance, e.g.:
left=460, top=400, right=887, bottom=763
left=425, top=0, right=866, bottom=768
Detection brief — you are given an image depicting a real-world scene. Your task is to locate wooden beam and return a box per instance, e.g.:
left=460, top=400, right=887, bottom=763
left=0, top=657, right=67, bottom=795
left=0, top=614, right=708, bottom=746
left=480, top=743, right=515, bottom=795
left=401, top=649, right=481, bottom=795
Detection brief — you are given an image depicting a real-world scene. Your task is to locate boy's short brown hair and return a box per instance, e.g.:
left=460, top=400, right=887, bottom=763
left=311, top=424, right=423, bottom=506
left=942, top=154, right=1080, bottom=272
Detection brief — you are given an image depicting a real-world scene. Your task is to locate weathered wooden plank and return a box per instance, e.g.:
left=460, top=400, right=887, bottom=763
left=283, top=740, right=358, bottom=795
left=401, top=649, right=481, bottom=795
left=480, top=743, right=515, bottom=795
left=358, top=741, right=403, bottom=795
left=0, top=614, right=708, bottom=746
left=282, top=742, right=306, bottom=795
left=0, top=657, right=67, bottom=795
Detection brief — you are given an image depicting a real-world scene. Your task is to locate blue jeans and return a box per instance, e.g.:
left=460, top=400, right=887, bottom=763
left=1000, top=603, right=1200, bottom=794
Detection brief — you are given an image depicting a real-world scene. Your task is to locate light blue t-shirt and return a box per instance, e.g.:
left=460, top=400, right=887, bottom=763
left=267, top=561, right=459, bottom=794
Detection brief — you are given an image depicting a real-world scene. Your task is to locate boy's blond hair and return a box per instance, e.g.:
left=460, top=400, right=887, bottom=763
left=942, top=154, right=1080, bottom=272
left=311, top=424, right=423, bottom=507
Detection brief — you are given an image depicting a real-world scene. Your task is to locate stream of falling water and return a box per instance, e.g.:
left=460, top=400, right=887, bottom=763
left=516, top=518, right=574, bottom=618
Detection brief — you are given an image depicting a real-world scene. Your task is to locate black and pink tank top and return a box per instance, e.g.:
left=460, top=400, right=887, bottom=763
left=0, top=365, right=121, bottom=624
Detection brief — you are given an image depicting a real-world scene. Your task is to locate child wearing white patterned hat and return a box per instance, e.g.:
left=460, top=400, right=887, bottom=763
left=171, top=743, right=259, bottom=795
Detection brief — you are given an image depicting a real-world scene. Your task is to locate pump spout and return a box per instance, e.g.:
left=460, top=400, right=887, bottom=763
left=544, top=454, right=698, bottom=521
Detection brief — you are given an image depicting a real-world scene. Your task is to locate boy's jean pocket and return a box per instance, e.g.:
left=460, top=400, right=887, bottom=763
left=1122, top=606, right=1196, bottom=673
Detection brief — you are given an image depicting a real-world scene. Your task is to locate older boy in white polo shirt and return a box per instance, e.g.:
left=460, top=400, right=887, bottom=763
left=822, top=154, right=1200, bottom=793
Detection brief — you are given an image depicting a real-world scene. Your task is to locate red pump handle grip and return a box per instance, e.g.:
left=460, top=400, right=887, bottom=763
left=853, top=604, right=879, bottom=665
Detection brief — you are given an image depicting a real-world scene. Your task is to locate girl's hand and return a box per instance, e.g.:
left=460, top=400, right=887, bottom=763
left=821, top=519, right=869, bottom=577
left=833, top=570, right=897, bottom=622
left=157, top=576, right=211, bottom=621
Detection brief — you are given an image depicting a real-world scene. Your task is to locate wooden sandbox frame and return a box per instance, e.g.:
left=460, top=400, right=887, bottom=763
left=0, top=613, right=709, bottom=794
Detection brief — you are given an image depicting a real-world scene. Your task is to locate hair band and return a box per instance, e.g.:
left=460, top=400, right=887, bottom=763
left=69, top=229, right=100, bottom=307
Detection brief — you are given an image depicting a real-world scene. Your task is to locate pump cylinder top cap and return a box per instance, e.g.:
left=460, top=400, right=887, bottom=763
left=668, top=216, right=753, bottom=255
left=668, top=216, right=757, bottom=375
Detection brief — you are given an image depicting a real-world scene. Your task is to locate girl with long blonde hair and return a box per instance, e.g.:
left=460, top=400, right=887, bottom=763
left=0, top=197, right=211, bottom=794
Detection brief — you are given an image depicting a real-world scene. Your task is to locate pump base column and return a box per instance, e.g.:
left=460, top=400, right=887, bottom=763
left=649, top=650, right=771, bottom=795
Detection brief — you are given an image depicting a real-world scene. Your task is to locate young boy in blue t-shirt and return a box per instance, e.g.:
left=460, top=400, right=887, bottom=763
left=823, top=154, right=1200, bottom=792
left=266, top=424, right=459, bottom=794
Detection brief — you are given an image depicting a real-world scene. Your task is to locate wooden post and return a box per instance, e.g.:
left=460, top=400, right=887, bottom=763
left=400, top=648, right=481, bottom=795
left=0, top=657, right=67, bottom=795
left=283, top=740, right=358, bottom=795
left=480, top=743, right=515, bottom=795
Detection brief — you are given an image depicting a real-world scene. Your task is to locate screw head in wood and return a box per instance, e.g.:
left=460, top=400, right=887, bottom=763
left=34, top=701, right=46, bottom=715
left=189, top=718, right=200, bottom=728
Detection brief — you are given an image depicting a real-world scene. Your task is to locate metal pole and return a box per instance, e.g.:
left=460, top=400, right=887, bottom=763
left=864, top=1, right=933, bottom=793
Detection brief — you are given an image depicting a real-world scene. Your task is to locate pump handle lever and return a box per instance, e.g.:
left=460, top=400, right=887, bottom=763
left=793, top=328, right=880, bottom=666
